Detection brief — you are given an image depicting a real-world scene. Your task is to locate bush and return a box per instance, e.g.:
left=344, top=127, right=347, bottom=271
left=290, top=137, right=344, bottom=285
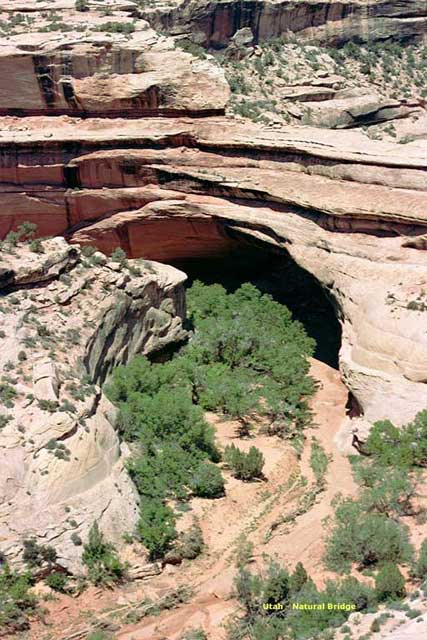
left=190, top=462, right=225, bottom=498
left=0, top=382, right=18, bottom=408
left=110, top=247, right=128, bottom=266
left=375, top=563, right=406, bottom=601
left=412, top=539, right=427, bottom=579
left=364, top=411, right=427, bottom=468
left=137, top=500, right=177, bottom=560
left=80, top=245, right=97, bottom=257
left=371, top=618, right=381, bottom=632
left=309, top=438, right=330, bottom=487
left=82, top=522, right=127, bottom=586
left=22, top=538, right=57, bottom=569
left=17, top=222, right=37, bottom=241
left=45, top=571, right=69, bottom=592
left=352, top=460, right=417, bottom=518
left=0, top=564, right=37, bottom=632
left=223, top=443, right=265, bottom=481
left=289, top=562, right=309, bottom=594
left=196, top=364, right=259, bottom=434
left=29, top=239, right=44, bottom=254
left=177, top=518, right=204, bottom=560
left=325, top=498, right=413, bottom=572
left=75, top=0, right=89, bottom=11
left=71, top=532, right=82, bottom=546
left=95, top=21, right=135, bottom=34
left=179, top=629, right=207, bottom=640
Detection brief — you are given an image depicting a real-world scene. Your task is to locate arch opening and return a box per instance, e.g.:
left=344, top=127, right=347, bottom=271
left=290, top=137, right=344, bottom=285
left=170, top=238, right=342, bottom=370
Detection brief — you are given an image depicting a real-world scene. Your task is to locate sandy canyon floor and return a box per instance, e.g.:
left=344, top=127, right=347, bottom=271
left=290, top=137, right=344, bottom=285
left=17, top=359, right=355, bottom=640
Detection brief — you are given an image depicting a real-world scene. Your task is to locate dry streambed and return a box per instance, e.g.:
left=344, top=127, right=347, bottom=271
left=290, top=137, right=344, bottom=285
left=23, top=358, right=356, bottom=640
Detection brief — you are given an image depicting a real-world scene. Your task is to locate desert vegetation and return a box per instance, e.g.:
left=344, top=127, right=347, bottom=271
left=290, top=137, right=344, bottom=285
left=106, top=281, right=315, bottom=559
left=0, top=521, right=130, bottom=632
left=326, top=410, right=427, bottom=587
left=222, top=37, right=427, bottom=131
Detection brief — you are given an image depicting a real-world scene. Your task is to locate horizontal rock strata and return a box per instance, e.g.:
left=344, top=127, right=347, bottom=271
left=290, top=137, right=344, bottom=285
left=1, top=116, right=427, bottom=427
left=0, top=31, right=229, bottom=117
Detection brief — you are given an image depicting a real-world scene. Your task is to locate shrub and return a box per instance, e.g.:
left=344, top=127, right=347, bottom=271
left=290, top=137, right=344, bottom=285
left=364, top=411, right=427, bottom=468
left=223, top=443, right=265, bottom=481
left=235, top=537, right=254, bottom=569
left=353, top=461, right=417, bottom=518
left=75, top=0, right=89, bottom=10
left=86, top=632, right=114, bottom=640
left=190, top=462, right=225, bottom=498
left=0, top=414, right=12, bottom=429
left=45, top=571, right=68, bottom=592
left=0, top=382, right=18, bottom=408
left=81, top=245, right=97, bottom=257
left=137, top=500, right=177, bottom=560
left=196, top=364, right=259, bottom=434
left=325, top=498, right=413, bottom=572
left=29, top=239, right=44, bottom=254
left=17, top=222, right=37, bottom=241
left=95, top=21, right=135, bottom=34
left=177, top=518, right=204, bottom=560
left=412, top=539, right=427, bottom=579
left=175, top=39, right=207, bottom=59
left=289, top=562, right=309, bottom=594
left=38, top=399, right=59, bottom=413
left=309, top=438, right=330, bottom=487
left=22, top=538, right=57, bottom=568
left=82, top=522, right=127, bottom=586
left=375, top=563, right=406, bottom=601
left=110, top=247, right=128, bottom=266
left=179, top=629, right=207, bottom=640
left=71, top=532, right=83, bottom=546
left=371, top=618, right=381, bottom=632
left=0, top=564, right=37, bottom=632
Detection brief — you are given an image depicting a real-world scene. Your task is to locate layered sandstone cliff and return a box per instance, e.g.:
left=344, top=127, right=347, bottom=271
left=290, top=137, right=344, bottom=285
left=1, top=115, right=427, bottom=430
left=0, top=30, right=229, bottom=117
left=143, top=0, right=427, bottom=47
left=0, top=237, right=186, bottom=570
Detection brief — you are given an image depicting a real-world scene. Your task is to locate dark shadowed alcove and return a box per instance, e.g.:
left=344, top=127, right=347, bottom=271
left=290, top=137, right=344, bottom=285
left=172, top=241, right=342, bottom=369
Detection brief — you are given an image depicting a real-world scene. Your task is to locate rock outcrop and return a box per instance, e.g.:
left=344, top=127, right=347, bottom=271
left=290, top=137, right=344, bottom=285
left=0, top=237, right=187, bottom=570
left=0, top=30, right=229, bottom=117
left=1, top=115, right=427, bottom=429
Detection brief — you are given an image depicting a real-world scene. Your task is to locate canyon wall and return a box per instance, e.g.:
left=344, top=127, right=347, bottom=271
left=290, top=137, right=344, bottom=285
left=143, top=0, right=427, bottom=47
left=0, top=237, right=187, bottom=569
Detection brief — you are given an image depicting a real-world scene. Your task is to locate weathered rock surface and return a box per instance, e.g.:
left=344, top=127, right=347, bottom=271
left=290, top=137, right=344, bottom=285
left=1, top=115, right=427, bottom=428
left=143, top=0, right=427, bottom=47
left=0, top=237, right=187, bottom=570
left=0, top=31, right=229, bottom=117
left=301, top=91, right=420, bottom=128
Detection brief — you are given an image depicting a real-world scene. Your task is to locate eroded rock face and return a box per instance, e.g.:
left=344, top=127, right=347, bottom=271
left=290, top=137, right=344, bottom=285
left=143, top=0, right=427, bottom=47
left=1, top=116, right=426, bottom=428
left=0, top=31, right=229, bottom=117
left=0, top=237, right=187, bottom=570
